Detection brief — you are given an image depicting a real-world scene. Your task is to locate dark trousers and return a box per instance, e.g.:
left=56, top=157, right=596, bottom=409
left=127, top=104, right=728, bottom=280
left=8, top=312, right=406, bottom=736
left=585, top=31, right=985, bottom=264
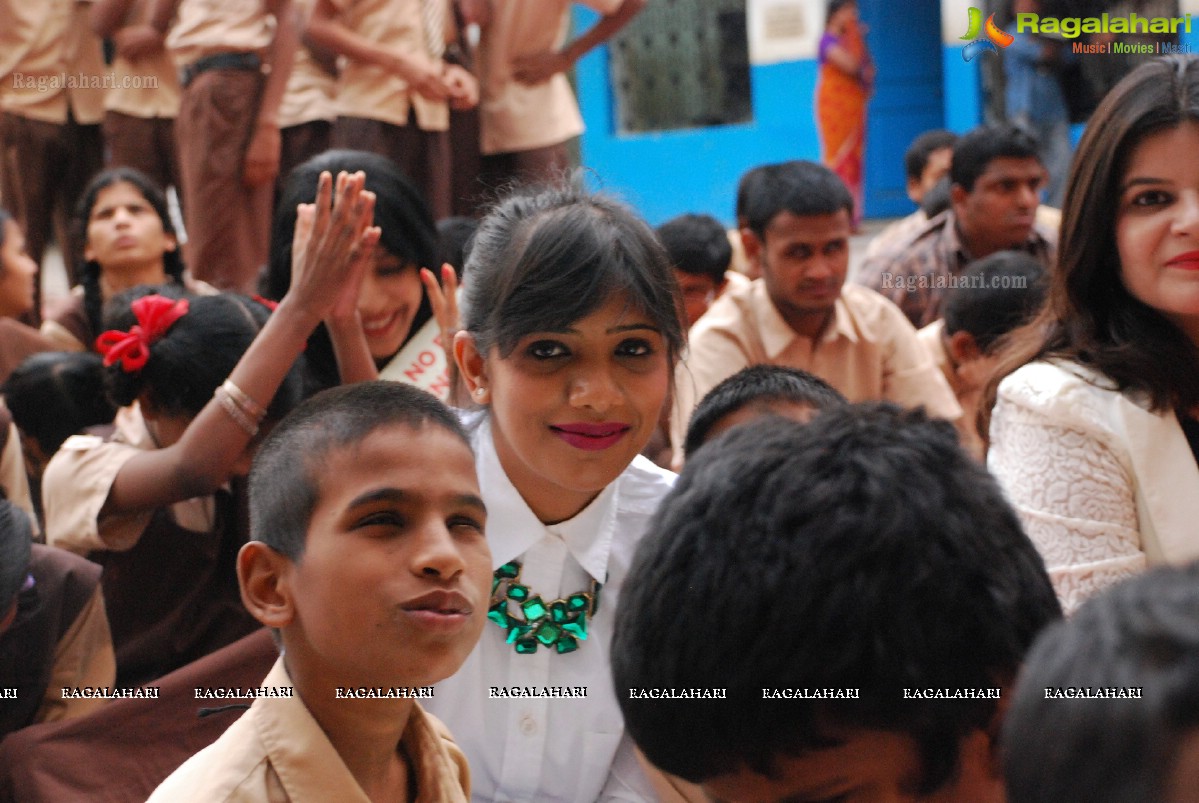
left=333, top=114, right=452, bottom=220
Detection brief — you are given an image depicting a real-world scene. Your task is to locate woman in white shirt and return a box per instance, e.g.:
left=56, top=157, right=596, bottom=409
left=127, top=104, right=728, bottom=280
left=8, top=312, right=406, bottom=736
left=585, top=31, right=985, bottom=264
left=987, top=55, right=1199, bottom=613
left=423, top=185, right=683, bottom=802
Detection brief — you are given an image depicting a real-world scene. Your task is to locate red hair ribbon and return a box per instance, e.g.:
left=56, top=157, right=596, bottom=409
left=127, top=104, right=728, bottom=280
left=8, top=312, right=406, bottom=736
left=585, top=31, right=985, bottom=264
left=251, top=294, right=279, bottom=312
left=95, top=295, right=190, bottom=372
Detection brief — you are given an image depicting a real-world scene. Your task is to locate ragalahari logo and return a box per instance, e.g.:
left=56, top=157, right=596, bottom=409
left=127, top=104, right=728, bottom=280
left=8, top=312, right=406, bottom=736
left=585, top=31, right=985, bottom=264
left=961, top=7, right=1014, bottom=61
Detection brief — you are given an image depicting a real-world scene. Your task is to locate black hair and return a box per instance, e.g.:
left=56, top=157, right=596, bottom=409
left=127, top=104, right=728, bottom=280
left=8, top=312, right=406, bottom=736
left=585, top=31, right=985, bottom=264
left=612, top=404, right=1060, bottom=790
left=904, top=130, right=959, bottom=182
left=741, top=161, right=855, bottom=239
left=249, top=381, right=471, bottom=560
left=735, top=164, right=770, bottom=227
left=2, top=352, right=116, bottom=456
left=656, top=213, right=732, bottom=285
left=0, top=500, right=32, bottom=613
left=825, top=0, right=856, bottom=25
left=103, top=291, right=303, bottom=420
left=950, top=124, right=1042, bottom=192
left=942, top=252, right=1048, bottom=352
left=267, top=150, right=437, bottom=391
left=1004, top=562, right=1199, bottom=803
left=682, top=365, right=846, bottom=457
left=436, top=216, right=479, bottom=279
left=462, top=184, right=684, bottom=365
left=920, top=175, right=952, bottom=218
left=72, top=168, right=185, bottom=340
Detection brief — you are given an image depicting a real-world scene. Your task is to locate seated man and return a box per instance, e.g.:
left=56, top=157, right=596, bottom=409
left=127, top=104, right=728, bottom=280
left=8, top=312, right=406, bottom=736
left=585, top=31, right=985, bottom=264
left=857, top=124, right=1057, bottom=328
left=669, top=160, right=960, bottom=461
left=863, top=129, right=958, bottom=260
left=614, top=404, right=1061, bottom=802
left=1004, top=562, right=1199, bottom=803
left=656, top=213, right=742, bottom=329
left=0, top=500, right=115, bottom=736
left=149, top=382, right=492, bottom=801
left=681, top=364, right=846, bottom=459
left=917, top=252, right=1047, bottom=459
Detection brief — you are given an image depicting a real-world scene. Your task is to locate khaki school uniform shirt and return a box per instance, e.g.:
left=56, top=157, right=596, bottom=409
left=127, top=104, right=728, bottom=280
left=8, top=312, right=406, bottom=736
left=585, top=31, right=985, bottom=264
left=148, top=658, right=471, bottom=802
left=278, top=0, right=336, bottom=127
left=477, top=0, right=620, bottom=154
left=329, top=0, right=449, bottom=130
left=167, top=0, right=276, bottom=69
left=105, top=0, right=181, bottom=118
left=670, top=281, right=962, bottom=455
left=0, top=0, right=107, bottom=124
left=43, top=403, right=218, bottom=555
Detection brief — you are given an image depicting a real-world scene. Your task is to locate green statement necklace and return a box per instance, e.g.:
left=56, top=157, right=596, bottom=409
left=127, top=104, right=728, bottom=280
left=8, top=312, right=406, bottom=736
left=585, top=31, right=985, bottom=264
left=488, top=561, right=601, bottom=654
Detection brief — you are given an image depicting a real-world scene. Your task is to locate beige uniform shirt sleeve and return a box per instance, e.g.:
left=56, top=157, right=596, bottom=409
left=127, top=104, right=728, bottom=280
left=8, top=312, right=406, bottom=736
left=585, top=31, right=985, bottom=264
left=43, top=432, right=153, bottom=555
left=876, top=297, right=962, bottom=421
left=668, top=331, right=753, bottom=460
left=33, top=585, right=117, bottom=723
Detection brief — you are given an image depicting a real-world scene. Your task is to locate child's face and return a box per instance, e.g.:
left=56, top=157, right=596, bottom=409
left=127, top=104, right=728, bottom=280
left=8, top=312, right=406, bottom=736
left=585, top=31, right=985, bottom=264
left=674, top=270, right=720, bottom=329
left=285, top=423, right=490, bottom=687
left=0, top=219, right=37, bottom=319
left=83, top=181, right=176, bottom=275
left=472, top=293, right=670, bottom=522
left=702, top=727, right=1002, bottom=803
left=356, top=251, right=424, bottom=361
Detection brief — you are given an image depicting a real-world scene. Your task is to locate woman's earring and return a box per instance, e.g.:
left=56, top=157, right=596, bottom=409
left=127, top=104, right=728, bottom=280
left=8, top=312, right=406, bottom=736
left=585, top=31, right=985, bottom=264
left=474, top=387, right=487, bottom=401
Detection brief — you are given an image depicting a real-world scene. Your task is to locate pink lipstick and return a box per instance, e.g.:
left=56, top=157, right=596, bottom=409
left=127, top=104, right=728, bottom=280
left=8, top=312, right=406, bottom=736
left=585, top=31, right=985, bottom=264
left=550, top=422, right=631, bottom=451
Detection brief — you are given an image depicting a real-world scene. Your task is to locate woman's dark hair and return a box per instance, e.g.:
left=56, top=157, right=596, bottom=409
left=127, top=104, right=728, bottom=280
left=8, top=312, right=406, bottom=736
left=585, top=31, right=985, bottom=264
left=73, top=168, right=185, bottom=341
left=986, top=55, right=1199, bottom=426
left=462, top=184, right=684, bottom=366
left=825, top=0, right=856, bottom=25
left=2, top=352, right=116, bottom=456
left=267, top=150, right=437, bottom=391
left=0, top=209, right=12, bottom=257
left=102, top=290, right=303, bottom=421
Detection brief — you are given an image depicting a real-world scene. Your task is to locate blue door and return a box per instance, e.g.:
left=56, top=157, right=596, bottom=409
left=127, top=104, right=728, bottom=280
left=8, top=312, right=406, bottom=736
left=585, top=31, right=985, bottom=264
left=859, top=0, right=945, bottom=217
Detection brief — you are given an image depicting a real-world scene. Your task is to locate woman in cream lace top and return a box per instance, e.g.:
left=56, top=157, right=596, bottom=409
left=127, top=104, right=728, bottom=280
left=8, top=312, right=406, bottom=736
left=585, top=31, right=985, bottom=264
left=987, top=55, right=1199, bottom=612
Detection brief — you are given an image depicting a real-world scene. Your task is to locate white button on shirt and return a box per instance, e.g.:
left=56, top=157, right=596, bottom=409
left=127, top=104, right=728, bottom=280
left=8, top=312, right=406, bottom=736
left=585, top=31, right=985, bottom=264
left=426, top=415, right=676, bottom=802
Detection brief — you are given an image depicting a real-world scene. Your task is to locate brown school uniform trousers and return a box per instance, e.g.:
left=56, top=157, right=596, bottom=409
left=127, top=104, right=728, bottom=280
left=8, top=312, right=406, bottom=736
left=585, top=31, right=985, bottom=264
left=333, top=111, right=453, bottom=220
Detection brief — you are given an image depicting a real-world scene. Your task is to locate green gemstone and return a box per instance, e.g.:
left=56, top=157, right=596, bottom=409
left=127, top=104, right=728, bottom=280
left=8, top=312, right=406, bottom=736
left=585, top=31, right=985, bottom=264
left=550, top=601, right=568, bottom=622
left=496, top=562, right=520, bottom=579
left=566, top=593, right=588, bottom=612
left=505, top=624, right=529, bottom=644
left=562, top=613, right=587, bottom=640
left=487, top=605, right=509, bottom=628
left=521, top=596, right=548, bottom=620
left=555, top=635, right=579, bottom=654
left=514, top=636, right=539, bottom=654
left=534, top=621, right=562, bottom=645
left=508, top=584, right=529, bottom=602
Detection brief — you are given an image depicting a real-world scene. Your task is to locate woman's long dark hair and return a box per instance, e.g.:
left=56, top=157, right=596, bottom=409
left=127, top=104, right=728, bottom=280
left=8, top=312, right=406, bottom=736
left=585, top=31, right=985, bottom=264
left=984, top=55, right=1199, bottom=432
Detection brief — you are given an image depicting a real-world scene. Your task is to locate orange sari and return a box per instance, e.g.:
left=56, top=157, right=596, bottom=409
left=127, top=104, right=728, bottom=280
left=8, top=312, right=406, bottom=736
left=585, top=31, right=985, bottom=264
left=816, top=20, right=871, bottom=223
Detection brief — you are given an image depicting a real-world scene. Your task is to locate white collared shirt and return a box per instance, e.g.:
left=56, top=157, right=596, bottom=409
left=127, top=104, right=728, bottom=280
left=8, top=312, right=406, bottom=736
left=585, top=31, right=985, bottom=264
left=426, top=415, right=675, bottom=802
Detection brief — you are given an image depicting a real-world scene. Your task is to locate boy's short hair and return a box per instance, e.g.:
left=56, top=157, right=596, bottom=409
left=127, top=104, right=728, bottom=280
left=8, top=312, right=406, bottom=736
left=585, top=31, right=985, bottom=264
left=904, top=129, right=959, bottom=182
left=741, top=161, right=854, bottom=238
left=920, top=175, right=952, bottom=219
left=612, top=404, right=1060, bottom=790
left=681, top=365, right=846, bottom=457
left=0, top=500, right=32, bottom=613
left=249, top=382, right=471, bottom=561
left=1004, top=563, right=1199, bottom=803
left=656, top=214, right=732, bottom=285
left=942, top=252, right=1047, bottom=352
left=950, top=124, right=1042, bottom=192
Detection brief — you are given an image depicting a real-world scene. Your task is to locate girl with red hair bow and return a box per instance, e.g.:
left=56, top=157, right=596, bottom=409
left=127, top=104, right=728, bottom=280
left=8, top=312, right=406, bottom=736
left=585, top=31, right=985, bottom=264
left=40, top=171, right=378, bottom=687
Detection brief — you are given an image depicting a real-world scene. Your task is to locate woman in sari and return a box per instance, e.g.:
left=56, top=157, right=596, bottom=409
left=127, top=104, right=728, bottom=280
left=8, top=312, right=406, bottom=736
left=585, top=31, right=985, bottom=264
left=816, top=0, right=873, bottom=228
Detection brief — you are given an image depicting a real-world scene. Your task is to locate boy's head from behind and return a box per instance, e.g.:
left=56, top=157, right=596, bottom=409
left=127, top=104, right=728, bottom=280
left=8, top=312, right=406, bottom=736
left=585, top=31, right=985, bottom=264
left=656, top=213, right=732, bottom=328
left=613, top=404, right=1060, bottom=803
left=942, top=252, right=1047, bottom=391
left=241, top=382, right=491, bottom=689
left=682, top=365, right=846, bottom=458
left=1005, top=562, right=1199, bottom=803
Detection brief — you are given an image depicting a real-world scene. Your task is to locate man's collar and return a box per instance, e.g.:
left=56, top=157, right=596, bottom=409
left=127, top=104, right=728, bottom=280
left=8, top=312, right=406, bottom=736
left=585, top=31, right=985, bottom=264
left=756, top=280, right=857, bottom=360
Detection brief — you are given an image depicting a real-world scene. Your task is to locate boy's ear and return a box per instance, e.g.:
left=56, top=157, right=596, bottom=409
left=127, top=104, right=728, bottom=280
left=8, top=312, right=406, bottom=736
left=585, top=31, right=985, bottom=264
left=740, top=228, right=763, bottom=271
left=454, top=330, right=490, bottom=405
left=947, top=329, right=984, bottom=366
left=237, top=541, right=294, bottom=630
